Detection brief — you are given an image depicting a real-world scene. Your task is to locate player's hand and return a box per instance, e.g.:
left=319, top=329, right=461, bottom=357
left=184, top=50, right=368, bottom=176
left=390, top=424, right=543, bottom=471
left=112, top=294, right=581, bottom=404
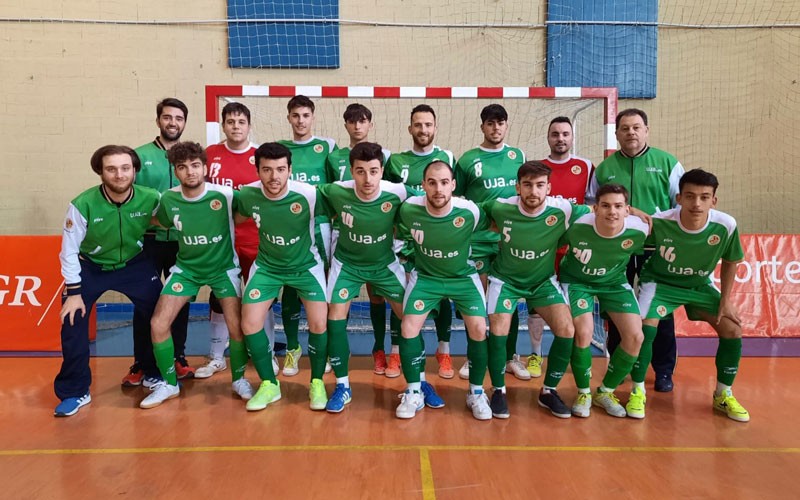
left=716, top=298, right=741, bottom=327
left=629, top=207, right=652, bottom=232
left=60, top=294, right=86, bottom=326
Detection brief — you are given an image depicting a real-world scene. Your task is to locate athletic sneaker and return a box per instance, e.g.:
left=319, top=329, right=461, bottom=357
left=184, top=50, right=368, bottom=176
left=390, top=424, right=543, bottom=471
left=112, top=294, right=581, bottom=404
left=246, top=380, right=281, bottom=411
left=54, top=393, right=91, bottom=417
left=458, top=360, right=470, bottom=380
left=325, top=358, right=332, bottom=374
left=713, top=389, right=750, bottom=422
left=142, top=376, right=163, bottom=389
left=140, top=381, right=180, bottom=409
left=325, top=383, right=352, bottom=413
left=385, top=353, right=402, bottom=378
left=121, top=364, right=143, bottom=387
left=436, top=351, right=455, bottom=379
left=309, top=378, right=328, bottom=410
left=538, top=388, right=571, bottom=418
left=195, top=357, right=227, bottom=379
left=232, top=378, right=255, bottom=400
left=420, top=381, right=445, bottom=409
left=396, top=390, right=424, bottom=419
left=283, top=347, right=302, bottom=377
left=572, top=392, right=592, bottom=418
left=174, top=356, right=195, bottom=379
left=466, top=390, right=492, bottom=421
left=490, top=390, right=510, bottom=419
left=507, top=354, right=532, bottom=381
left=373, top=350, right=388, bottom=375
left=626, top=387, right=646, bottom=419
left=593, top=389, right=627, bottom=418
left=527, top=354, right=543, bottom=378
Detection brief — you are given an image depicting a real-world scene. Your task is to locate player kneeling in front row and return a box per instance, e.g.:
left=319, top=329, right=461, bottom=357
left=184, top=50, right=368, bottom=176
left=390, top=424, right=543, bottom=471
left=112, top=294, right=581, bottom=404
left=559, top=184, right=649, bottom=418
left=141, top=142, right=252, bottom=408
left=396, top=161, right=491, bottom=420
left=635, top=169, right=748, bottom=422
left=318, top=142, right=415, bottom=412
left=236, top=142, right=330, bottom=412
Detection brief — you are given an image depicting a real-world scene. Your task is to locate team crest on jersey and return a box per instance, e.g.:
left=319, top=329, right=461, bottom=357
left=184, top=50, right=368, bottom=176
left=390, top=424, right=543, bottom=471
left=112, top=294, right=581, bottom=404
left=545, top=215, right=558, bottom=226
left=414, top=300, right=425, bottom=311
left=507, top=150, right=517, bottom=160
left=475, top=260, right=484, bottom=271
left=290, top=202, right=302, bottom=214
left=571, top=165, right=582, bottom=175
left=249, top=289, right=261, bottom=300
left=621, top=239, right=634, bottom=250
left=453, top=216, right=465, bottom=228
left=503, top=299, right=513, bottom=310
left=171, top=282, right=184, bottom=293
left=210, top=199, right=222, bottom=211
left=577, top=298, right=589, bottom=310
left=65, top=218, right=73, bottom=229
left=249, top=156, right=255, bottom=165
left=657, top=305, right=668, bottom=317
left=338, top=289, right=349, bottom=300
left=381, top=202, right=393, bottom=213
left=707, top=234, right=721, bottom=246
left=314, top=144, right=324, bottom=154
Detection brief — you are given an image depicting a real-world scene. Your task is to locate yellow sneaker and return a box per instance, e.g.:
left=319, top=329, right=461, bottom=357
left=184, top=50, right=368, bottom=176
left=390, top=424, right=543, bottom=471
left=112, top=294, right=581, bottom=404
left=309, top=378, right=328, bottom=410
left=713, top=389, right=750, bottom=422
left=527, top=354, right=543, bottom=378
left=625, top=387, right=646, bottom=419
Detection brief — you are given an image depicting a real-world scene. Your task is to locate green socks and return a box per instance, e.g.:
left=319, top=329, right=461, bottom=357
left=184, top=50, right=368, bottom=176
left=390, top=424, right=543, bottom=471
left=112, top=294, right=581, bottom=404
left=543, top=335, right=573, bottom=388
left=327, top=319, right=350, bottom=378
left=281, top=287, right=301, bottom=351
left=153, top=337, right=177, bottom=386
left=389, top=311, right=401, bottom=347
left=631, top=324, right=658, bottom=383
left=467, top=336, right=488, bottom=386
left=307, top=330, right=329, bottom=380
left=400, top=336, right=424, bottom=383
left=570, top=345, right=593, bottom=390
left=434, top=299, right=452, bottom=343
left=716, top=337, right=742, bottom=386
left=244, top=329, right=276, bottom=383
left=228, top=338, right=248, bottom=382
left=369, top=302, right=387, bottom=352
left=601, top=346, right=638, bottom=391
left=488, top=332, right=507, bottom=388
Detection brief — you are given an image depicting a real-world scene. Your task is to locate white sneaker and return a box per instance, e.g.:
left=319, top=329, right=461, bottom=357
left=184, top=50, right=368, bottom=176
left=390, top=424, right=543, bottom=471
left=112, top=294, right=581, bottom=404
left=593, top=390, right=627, bottom=418
left=232, top=378, right=255, bottom=400
left=572, top=392, right=592, bottom=418
left=195, top=358, right=227, bottom=379
left=324, top=358, right=332, bottom=374
left=396, top=390, right=424, bottom=419
left=466, top=390, right=492, bottom=421
left=506, top=354, right=532, bottom=381
left=140, top=381, right=180, bottom=409
left=458, top=360, right=470, bottom=380
left=283, top=347, right=302, bottom=377
left=272, top=355, right=279, bottom=375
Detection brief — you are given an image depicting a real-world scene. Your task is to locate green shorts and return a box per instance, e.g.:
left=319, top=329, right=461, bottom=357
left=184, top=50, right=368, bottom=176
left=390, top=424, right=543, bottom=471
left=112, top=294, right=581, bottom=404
left=162, top=266, right=241, bottom=299
left=327, top=256, right=406, bottom=304
left=486, top=274, right=567, bottom=314
left=403, top=271, right=486, bottom=317
left=242, top=261, right=327, bottom=304
left=471, top=240, right=499, bottom=275
left=561, top=282, right=640, bottom=317
left=638, top=281, right=720, bottom=320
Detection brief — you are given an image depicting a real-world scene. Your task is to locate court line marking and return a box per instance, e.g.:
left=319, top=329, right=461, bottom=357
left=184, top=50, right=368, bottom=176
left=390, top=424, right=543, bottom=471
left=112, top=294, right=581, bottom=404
left=1, top=444, right=799, bottom=456
left=419, top=448, right=436, bottom=500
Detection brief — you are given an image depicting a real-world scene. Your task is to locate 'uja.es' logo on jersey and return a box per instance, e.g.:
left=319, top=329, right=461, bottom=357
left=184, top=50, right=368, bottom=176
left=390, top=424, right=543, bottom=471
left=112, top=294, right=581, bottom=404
left=209, top=200, right=222, bottom=211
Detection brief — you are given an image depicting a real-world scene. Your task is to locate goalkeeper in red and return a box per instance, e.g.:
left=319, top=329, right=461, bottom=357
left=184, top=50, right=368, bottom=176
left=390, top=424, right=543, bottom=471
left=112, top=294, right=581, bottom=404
left=635, top=168, right=748, bottom=422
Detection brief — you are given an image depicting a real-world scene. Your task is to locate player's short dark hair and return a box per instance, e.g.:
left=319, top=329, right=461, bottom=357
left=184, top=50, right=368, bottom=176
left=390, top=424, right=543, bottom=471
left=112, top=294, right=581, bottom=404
left=480, top=104, right=508, bottom=123
left=596, top=183, right=630, bottom=204
left=349, top=142, right=385, bottom=166
left=517, top=161, right=552, bottom=182
left=423, top=160, right=452, bottom=180
left=221, top=102, right=251, bottom=123
left=156, top=98, right=188, bottom=120
left=411, top=104, right=436, bottom=122
left=548, top=116, right=572, bottom=131
left=90, top=145, right=141, bottom=175
left=679, top=168, right=719, bottom=195
left=616, top=108, right=648, bottom=129
left=343, top=103, right=372, bottom=123
left=255, top=142, right=292, bottom=169
left=168, top=141, right=206, bottom=167
left=288, top=95, right=315, bottom=113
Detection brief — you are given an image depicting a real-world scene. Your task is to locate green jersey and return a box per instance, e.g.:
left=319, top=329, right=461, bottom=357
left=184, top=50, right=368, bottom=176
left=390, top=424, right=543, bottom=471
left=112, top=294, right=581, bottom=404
left=237, top=180, right=324, bottom=273
left=278, top=136, right=337, bottom=186
left=60, top=185, right=160, bottom=284
left=135, top=139, right=179, bottom=241
left=384, top=146, right=454, bottom=191
left=156, top=183, right=239, bottom=278
left=559, top=213, right=649, bottom=286
left=398, top=197, right=486, bottom=278
left=640, top=207, right=744, bottom=288
left=318, top=180, right=414, bottom=270
left=325, top=146, right=391, bottom=182
left=484, top=197, right=590, bottom=287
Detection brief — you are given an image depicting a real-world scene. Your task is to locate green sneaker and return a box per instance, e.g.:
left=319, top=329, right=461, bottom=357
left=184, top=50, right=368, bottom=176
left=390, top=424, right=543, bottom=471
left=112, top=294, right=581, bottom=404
left=309, top=378, right=328, bottom=410
left=713, top=389, right=750, bottom=422
left=246, top=380, right=281, bottom=411
left=626, top=387, right=646, bottom=419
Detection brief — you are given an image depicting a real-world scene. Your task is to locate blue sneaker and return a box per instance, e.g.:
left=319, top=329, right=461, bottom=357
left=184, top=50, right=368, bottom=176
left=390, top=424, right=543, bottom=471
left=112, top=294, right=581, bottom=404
left=143, top=376, right=163, bottom=389
left=421, top=381, right=445, bottom=409
left=325, top=383, right=352, bottom=413
left=54, top=393, right=91, bottom=417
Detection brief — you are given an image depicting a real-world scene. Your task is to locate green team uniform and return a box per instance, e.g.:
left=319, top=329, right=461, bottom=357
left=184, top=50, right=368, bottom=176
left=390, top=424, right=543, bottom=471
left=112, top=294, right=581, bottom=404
left=237, top=180, right=327, bottom=303
left=156, top=184, right=241, bottom=298
left=559, top=213, right=649, bottom=317
left=454, top=144, right=525, bottom=273
left=135, top=140, right=179, bottom=242
left=278, top=136, right=337, bottom=185
left=325, top=146, right=391, bottom=182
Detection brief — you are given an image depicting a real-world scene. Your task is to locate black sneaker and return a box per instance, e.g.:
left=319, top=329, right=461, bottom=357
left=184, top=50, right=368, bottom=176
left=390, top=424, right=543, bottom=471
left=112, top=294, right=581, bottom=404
left=654, top=373, right=674, bottom=392
left=490, top=389, right=510, bottom=419
left=538, top=388, right=571, bottom=418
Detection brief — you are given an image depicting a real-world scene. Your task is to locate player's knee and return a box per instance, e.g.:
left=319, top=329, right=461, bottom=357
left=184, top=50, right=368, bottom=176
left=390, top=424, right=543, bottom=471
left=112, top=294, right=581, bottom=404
left=574, top=328, right=593, bottom=348
left=552, top=318, right=575, bottom=339
left=150, top=316, right=171, bottom=342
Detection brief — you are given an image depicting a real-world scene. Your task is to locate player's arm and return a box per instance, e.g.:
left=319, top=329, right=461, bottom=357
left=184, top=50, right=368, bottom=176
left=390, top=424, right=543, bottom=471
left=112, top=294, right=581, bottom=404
left=585, top=170, right=599, bottom=205
left=668, top=161, right=685, bottom=207
left=628, top=206, right=652, bottom=233
left=717, top=258, right=742, bottom=326
left=59, top=204, right=88, bottom=326
left=453, top=157, right=467, bottom=197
